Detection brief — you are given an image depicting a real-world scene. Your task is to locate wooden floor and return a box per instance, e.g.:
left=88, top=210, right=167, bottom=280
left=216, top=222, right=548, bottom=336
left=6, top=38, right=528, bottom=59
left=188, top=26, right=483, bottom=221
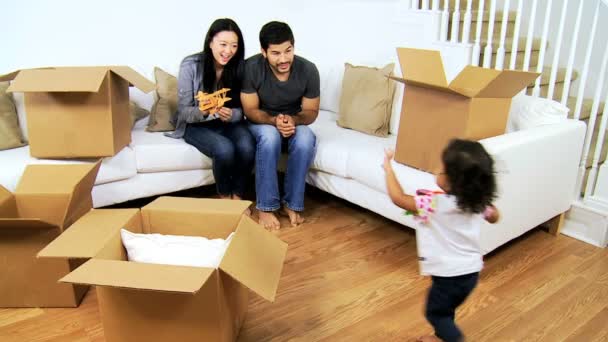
left=1, top=188, right=607, bottom=342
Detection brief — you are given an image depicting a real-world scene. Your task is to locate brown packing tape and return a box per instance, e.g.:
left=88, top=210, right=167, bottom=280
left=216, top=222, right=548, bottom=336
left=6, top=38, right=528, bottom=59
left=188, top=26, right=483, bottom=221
left=219, top=215, right=288, bottom=302
left=60, top=259, right=214, bottom=294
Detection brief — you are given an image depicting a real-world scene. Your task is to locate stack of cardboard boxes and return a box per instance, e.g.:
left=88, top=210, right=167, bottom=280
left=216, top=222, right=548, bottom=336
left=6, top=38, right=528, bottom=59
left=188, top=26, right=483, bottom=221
left=1, top=67, right=289, bottom=341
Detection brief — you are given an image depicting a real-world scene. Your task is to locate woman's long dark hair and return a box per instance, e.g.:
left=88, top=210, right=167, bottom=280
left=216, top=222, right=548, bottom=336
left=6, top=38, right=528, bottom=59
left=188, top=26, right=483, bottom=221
left=200, top=18, right=244, bottom=108
left=442, top=139, right=497, bottom=214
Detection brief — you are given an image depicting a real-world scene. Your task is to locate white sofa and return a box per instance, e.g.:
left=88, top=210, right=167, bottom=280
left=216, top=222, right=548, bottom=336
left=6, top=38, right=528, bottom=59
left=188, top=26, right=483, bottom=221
left=0, top=65, right=586, bottom=254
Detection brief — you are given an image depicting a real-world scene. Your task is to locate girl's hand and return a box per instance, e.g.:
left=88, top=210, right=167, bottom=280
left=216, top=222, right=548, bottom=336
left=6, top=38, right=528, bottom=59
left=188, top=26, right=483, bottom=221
left=217, top=107, right=232, bottom=122
left=383, top=148, right=395, bottom=172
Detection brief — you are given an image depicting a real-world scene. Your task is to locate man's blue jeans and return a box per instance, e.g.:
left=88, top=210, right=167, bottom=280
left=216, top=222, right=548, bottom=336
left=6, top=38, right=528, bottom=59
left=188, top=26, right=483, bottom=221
left=247, top=123, right=316, bottom=212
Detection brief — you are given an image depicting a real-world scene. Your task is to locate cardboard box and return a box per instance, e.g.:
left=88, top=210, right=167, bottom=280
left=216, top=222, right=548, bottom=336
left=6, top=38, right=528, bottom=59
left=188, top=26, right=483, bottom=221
left=0, top=161, right=100, bottom=307
left=38, top=197, right=288, bottom=342
left=391, top=48, right=540, bottom=172
left=0, top=66, right=155, bottom=158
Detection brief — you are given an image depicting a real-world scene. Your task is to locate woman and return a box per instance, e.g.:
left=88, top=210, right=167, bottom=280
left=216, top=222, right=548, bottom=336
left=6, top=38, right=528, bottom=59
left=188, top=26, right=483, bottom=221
left=167, top=18, right=255, bottom=203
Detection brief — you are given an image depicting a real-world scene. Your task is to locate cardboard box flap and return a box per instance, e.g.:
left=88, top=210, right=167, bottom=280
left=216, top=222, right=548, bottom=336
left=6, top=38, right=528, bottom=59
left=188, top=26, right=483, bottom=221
left=109, top=66, right=156, bottom=93
left=0, top=186, right=16, bottom=217
left=396, top=48, right=448, bottom=89
left=17, top=163, right=100, bottom=195
left=448, top=66, right=502, bottom=97
left=7, top=67, right=108, bottom=93
left=146, top=196, right=252, bottom=215
left=220, top=215, right=288, bottom=302
left=60, top=259, right=214, bottom=294
left=0, top=218, right=58, bottom=230
left=388, top=76, right=462, bottom=95
left=476, top=69, right=541, bottom=98
left=0, top=70, right=20, bottom=82
left=63, top=161, right=101, bottom=229
left=38, top=209, right=139, bottom=259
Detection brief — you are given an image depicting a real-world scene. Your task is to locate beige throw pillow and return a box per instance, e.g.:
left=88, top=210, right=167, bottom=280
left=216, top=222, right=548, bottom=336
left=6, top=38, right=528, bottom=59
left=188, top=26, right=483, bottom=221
left=0, top=82, right=26, bottom=150
left=147, top=67, right=177, bottom=132
left=338, top=63, right=396, bottom=137
left=129, top=101, right=150, bottom=128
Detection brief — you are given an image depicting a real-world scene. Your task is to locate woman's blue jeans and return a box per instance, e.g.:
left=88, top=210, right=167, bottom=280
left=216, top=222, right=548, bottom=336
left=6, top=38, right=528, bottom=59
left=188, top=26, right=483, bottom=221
left=184, top=120, right=255, bottom=197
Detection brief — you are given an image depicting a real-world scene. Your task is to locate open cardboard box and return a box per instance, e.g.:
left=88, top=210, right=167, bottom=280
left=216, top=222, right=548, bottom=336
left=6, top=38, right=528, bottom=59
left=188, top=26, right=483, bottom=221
left=38, top=197, right=288, bottom=342
left=0, top=66, right=155, bottom=158
left=391, top=47, right=541, bottom=172
left=0, top=162, right=100, bottom=307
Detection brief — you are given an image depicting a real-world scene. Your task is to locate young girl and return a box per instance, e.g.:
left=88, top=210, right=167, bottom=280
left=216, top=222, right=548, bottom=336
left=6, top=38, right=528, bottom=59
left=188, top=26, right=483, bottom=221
left=383, top=139, right=500, bottom=342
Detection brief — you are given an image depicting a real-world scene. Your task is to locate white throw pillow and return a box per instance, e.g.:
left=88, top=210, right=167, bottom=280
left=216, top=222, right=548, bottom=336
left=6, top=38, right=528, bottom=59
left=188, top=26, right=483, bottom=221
left=318, top=63, right=344, bottom=113
left=121, top=229, right=234, bottom=268
left=507, top=94, right=570, bottom=132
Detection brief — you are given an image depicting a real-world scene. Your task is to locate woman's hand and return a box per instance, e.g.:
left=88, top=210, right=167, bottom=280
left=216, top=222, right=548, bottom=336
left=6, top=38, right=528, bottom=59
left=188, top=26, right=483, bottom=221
left=217, top=107, right=232, bottom=122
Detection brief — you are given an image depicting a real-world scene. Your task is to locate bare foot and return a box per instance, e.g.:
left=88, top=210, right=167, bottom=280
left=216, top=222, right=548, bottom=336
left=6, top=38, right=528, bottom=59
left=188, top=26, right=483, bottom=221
left=416, top=335, right=442, bottom=342
left=258, top=210, right=281, bottom=230
left=281, top=206, right=305, bottom=227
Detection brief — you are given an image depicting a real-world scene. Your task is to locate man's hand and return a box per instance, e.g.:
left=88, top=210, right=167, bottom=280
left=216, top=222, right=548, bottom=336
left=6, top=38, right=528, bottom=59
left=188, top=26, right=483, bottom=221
left=276, top=114, right=296, bottom=138
left=217, top=107, right=232, bottom=122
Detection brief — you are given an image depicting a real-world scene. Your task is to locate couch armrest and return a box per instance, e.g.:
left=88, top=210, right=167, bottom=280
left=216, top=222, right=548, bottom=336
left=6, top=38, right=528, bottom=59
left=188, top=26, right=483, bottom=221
left=478, top=119, right=586, bottom=253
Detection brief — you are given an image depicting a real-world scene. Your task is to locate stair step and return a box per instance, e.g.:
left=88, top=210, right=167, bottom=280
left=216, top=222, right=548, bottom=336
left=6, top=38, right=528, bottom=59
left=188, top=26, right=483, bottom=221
left=456, top=13, right=516, bottom=42
left=526, top=67, right=579, bottom=87
left=458, top=10, right=517, bottom=23
left=479, top=49, right=539, bottom=70
left=447, top=0, right=485, bottom=11
left=479, top=37, right=544, bottom=53
left=568, top=97, right=606, bottom=121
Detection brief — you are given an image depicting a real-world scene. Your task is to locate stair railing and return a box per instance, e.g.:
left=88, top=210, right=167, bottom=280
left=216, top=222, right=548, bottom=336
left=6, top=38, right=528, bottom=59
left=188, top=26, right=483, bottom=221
left=414, top=0, right=608, bottom=203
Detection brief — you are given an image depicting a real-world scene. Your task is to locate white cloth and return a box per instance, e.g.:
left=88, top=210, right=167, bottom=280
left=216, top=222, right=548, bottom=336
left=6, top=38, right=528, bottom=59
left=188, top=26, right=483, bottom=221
left=121, top=229, right=234, bottom=269
left=414, top=193, right=484, bottom=277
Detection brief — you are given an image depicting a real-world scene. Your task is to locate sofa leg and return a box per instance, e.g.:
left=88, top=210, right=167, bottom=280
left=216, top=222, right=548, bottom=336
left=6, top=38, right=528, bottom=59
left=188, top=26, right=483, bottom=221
left=545, top=212, right=565, bottom=236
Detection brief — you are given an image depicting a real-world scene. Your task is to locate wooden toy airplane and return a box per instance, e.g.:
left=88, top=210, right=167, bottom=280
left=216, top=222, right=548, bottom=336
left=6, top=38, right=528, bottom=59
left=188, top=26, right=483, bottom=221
left=196, top=88, right=231, bottom=114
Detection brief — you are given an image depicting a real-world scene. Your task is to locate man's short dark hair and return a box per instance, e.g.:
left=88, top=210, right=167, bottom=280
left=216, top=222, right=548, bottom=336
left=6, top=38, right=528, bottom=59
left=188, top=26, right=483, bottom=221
left=259, top=21, right=294, bottom=50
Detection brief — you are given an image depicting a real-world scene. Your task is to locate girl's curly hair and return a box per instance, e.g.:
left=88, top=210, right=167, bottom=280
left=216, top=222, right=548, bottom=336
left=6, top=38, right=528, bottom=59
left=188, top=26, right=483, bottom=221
left=442, top=139, right=497, bottom=214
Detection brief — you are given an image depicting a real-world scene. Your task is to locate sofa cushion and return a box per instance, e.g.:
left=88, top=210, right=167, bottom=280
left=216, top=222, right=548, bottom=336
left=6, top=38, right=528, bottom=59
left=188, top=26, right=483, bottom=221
left=147, top=67, right=177, bottom=132
left=131, top=118, right=213, bottom=173
left=0, top=82, right=26, bottom=151
left=337, top=63, right=396, bottom=137
left=0, top=146, right=137, bottom=192
left=310, top=110, right=437, bottom=195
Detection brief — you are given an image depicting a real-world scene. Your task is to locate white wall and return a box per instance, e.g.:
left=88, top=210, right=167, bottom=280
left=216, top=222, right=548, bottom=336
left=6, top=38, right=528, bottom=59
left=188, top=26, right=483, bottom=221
left=2, top=0, right=475, bottom=107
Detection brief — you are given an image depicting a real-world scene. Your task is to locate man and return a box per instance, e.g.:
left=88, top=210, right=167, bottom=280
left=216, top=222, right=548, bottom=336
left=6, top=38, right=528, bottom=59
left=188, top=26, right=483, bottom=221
left=241, top=21, right=320, bottom=229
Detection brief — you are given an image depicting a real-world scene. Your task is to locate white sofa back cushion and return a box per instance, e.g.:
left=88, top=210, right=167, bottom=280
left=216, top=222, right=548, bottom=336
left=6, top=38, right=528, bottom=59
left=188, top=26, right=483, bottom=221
left=121, top=229, right=234, bottom=269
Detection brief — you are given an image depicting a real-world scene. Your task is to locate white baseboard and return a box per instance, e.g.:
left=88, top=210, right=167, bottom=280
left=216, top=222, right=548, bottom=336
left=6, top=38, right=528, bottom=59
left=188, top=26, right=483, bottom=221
left=562, top=201, right=608, bottom=247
